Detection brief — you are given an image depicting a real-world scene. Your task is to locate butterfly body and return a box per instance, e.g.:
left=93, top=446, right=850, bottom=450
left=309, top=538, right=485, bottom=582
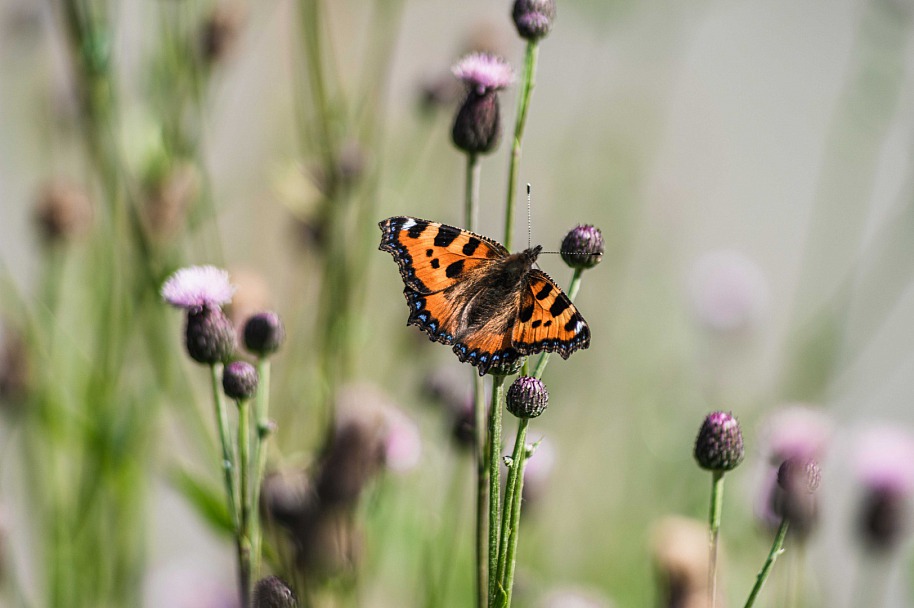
left=379, top=217, right=590, bottom=376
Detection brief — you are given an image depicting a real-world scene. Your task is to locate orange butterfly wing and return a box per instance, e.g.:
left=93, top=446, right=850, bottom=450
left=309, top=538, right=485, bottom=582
left=380, top=216, right=590, bottom=375
left=511, top=269, right=590, bottom=359
left=379, top=217, right=507, bottom=294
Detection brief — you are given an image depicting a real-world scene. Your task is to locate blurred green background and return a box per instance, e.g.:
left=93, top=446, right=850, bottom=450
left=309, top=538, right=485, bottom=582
left=2, top=0, right=914, bottom=606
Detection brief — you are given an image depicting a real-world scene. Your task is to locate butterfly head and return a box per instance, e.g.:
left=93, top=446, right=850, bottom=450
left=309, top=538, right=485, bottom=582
left=521, top=245, right=543, bottom=267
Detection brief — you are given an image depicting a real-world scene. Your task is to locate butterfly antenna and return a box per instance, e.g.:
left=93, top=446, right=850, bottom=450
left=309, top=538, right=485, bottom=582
left=527, top=183, right=533, bottom=249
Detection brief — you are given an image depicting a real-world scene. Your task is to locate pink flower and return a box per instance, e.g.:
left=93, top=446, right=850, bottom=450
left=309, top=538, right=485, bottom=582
left=687, top=250, right=769, bottom=332
left=452, top=53, right=514, bottom=95
left=854, top=426, right=914, bottom=497
left=161, top=265, right=235, bottom=312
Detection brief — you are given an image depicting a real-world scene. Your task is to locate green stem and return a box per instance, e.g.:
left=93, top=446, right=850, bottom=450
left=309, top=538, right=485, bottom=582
left=474, top=375, right=488, bottom=608
left=495, top=418, right=529, bottom=607
left=466, top=153, right=481, bottom=232
left=708, top=471, right=725, bottom=608
left=464, top=149, right=487, bottom=608
left=533, top=267, right=584, bottom=379
left=503, top=41, right=539, bottom=251
left=209, top=365, right=243, bottom=604
left=744, top=518, right=790, bottom=608
left=237, top=398, right=252, bottom=607
left=487, top=374, right=507, bottom=605
left=250, top=359, right=272, bottom=577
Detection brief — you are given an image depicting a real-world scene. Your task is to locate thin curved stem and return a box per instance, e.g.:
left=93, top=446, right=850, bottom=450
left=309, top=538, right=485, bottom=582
left=744, top=518, right=790, bottom=608
left=708, top=471, right=725, bottom=608
left=503, top=41, right=539, bottom=251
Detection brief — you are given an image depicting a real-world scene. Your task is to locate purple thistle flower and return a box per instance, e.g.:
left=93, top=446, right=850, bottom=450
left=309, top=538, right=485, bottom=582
left=161, top=265, right=235, bottom=312
left=854, top=426, right=914, bottom=552
left=452, top=53, right=514, bottom=96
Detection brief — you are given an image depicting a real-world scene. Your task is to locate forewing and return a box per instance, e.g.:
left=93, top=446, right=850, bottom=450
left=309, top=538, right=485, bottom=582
left=379, top=216, right=508, bottom=294
left=511, top=269, right=590, bottom=359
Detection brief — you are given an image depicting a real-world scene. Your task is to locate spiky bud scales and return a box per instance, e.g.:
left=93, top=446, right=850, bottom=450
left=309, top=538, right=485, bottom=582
left=694, top=411, right=745, bottom=472
left=506, top=376, right=548, bottom=419
left=222, top=360, right=259, bottom=401
left=184, top=306, right=235, bottom=365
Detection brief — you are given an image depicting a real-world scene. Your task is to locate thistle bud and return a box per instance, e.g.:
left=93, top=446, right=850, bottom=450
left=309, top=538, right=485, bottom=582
left=243, top=311, right=285, bottom=357
left=253, top=575, right=298, bottom=608
left=451, top=53, right=513, bottom=155
left=693, top=411, right=744, bottom=472
left=560, top=225, right=604, bottom=270
left=506, top=376, right=548, bottom=419
left=775, top=457, right=821, bottom=538
left=34, top=179, right=93, bottom=244
left=185, top=306, right=235, bottom=365
left=512, top=0, right=556, bottom=41
left=222, top=360, right=258, bottom=400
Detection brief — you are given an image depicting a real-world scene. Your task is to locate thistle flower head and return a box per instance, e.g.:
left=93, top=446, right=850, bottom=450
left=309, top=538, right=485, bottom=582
left=184, top=306, right=235, bottom=365
left=452, top=53, right=514, bottom=96
left=222, top=360, right=258, bottom=401
left=561, top=224, right=604, bottom=270
left=512, top=0, right=556, bottom=41
left=506, top=376, right=548, bottom=419
left=761, top=404, right=833, bottom=464
left=854, top=426, right=914, bottom=552
left=161, top=265, right=235, bottom=312
left=693, top=411, right=744, bottom=472
left=252, top=575, right=298, bottom=608
left=243, top=311, right=285, bottom=357
left=687, top=250, right=769, bottom=333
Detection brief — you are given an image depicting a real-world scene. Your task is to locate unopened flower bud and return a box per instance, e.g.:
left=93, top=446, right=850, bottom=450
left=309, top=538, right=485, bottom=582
left=560, top=225, right=604, bottom=270
left=222, top=360, right=258, bottom=400
left=185, top=306, right=235, bottom=365
left=693, top=411, right=744, bottom=472
left=506, top=376, right=548, bottom=419
left=253, top=575, right=298, bottom=608
left=243, top=311, right=285, bottom=357
left=775, top=457, right=821, bottom=538
left=512, top=0, right=556, bottom=41
left=34, top=179, right=93, bottom=243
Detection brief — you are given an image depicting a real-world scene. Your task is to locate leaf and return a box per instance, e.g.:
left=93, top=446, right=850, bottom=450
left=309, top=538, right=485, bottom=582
left=170, top=467, right=234, bottom=536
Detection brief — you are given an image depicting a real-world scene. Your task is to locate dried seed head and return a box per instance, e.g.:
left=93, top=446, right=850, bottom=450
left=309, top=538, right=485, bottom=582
left=693, top=411, right=744, bottom=472
left=243, top=311, right=285, bottom=357
left=184, top=306, right=235, bottom=365
left=512, top=0, right=556, bottom=41
left=34, top=179, right=93, bottom=243
left=560, top=225, right=604, bottom=270
left=506, top=376, right=548, bottom=419
left=222, top=360, right=258, bottom=400
left=253, top=575, right=298, bottom=608
left=200, top=3, right=245, bottom=65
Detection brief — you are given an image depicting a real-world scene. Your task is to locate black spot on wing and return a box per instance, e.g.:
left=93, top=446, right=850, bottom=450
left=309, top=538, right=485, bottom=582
left=549, top=297, right=570, bottom=317
left=519, top=304, right=534, bottom=323
left=431, top=258, right=440, bottom=269
left=531, top=320, right=542, bottom=329
left=445, top=259, right=465, bottom=278
left=425, top=249, right=434, bottom=257
left=535, top=283, right=553, bottom=300
left=462, top=237, right=481, bottom=256
left=434, top=225, right=460, bottom=247
left=408, top=220, right=429, bottom=239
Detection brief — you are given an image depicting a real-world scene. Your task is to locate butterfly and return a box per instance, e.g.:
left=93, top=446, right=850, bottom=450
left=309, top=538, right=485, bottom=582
left=378, top=216, right=590, bottom=376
